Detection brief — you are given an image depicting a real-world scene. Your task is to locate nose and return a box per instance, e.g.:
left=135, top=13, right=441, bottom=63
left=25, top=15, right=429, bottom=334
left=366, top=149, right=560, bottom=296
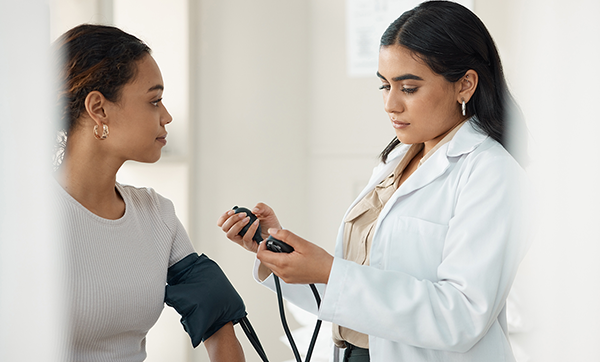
left=383, top=88, right=404, bottom=115
left=161, top=103, right=173, bottom=125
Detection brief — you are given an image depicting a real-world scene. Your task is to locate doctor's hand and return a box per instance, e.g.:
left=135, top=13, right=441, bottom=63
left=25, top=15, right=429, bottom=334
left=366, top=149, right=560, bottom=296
left=217, top=202, right=282, bottom=253
left=257, top=228, right=333, bottom=285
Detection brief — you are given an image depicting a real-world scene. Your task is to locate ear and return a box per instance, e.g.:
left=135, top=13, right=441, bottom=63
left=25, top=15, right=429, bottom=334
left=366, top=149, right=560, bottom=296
left=83, top=91, right=108, bottom=127
left=457, top=69, right=478, bottom=104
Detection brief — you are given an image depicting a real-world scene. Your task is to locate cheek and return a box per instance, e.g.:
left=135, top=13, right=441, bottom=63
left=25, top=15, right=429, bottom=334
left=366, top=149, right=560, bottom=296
left=404, top=96, right=434, bottom=121
left=417, top=89, right=454, bottom=116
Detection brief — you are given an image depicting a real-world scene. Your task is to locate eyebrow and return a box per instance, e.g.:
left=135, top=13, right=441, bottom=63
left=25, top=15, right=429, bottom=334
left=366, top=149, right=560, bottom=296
left=147, top=84, right=164, bottom=92
left=376, top=72, right=423, bottom=82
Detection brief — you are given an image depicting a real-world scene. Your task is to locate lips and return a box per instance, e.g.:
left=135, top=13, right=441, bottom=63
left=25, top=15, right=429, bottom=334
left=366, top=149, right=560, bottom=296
left=391, top=119, right=409, bottom=129
left=156, top=134, right=167, bottom=145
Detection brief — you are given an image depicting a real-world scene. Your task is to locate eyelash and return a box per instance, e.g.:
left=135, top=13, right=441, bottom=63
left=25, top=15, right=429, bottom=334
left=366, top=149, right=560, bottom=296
left=378, top=85, right=417, bottom=94
left=151, top=98, right=163, bottom=107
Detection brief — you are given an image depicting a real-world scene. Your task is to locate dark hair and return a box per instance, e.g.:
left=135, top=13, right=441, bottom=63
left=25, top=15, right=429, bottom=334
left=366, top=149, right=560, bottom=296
left=378, top=1, right=526, bottom=165
left=53, top=24, right=151, bottom=166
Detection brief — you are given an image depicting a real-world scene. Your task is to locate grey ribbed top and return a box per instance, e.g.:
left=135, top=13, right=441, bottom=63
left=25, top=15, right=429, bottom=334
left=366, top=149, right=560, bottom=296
left=55, top=181, right=195, bottom=362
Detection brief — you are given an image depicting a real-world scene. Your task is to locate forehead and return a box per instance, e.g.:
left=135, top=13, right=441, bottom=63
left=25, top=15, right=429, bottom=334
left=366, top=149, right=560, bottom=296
left=378, top=45, right=435, bottom=79
left=127, top=54, right=164, bottom=91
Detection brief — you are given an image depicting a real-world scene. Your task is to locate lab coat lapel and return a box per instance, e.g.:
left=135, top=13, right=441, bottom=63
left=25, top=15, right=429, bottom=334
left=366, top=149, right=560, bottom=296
left=335, top=145, right=409, bottom=258
left=345, top=144, right=410, bottom=215
left=377, top=119, right=488, bottom=221
left=393, top=147, right=450, bottom=200
left=345, top=142, right=451, bottom=224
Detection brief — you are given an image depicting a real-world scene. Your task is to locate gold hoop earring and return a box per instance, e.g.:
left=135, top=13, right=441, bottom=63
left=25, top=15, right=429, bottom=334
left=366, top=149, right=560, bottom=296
left=93, top=124, right=109, bottom=140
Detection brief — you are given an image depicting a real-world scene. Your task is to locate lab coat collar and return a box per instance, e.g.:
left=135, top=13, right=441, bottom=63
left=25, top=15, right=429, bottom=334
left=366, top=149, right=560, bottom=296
left=384, top=118, right=488, bottom=200
left=347, top=118, right=489, bottom=221
left=446, top=117, right=488, bottom=158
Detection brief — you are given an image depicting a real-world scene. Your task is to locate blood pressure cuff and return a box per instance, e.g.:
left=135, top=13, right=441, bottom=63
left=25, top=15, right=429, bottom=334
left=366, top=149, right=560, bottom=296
left=165, top=252, right=247, bottom=347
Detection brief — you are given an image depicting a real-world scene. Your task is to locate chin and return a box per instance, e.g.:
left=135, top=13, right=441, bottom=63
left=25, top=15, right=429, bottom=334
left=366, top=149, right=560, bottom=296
left=395, top=131, right=425, bottom=146
left=149, top=154, right=162, bottom=163
left=135, top=153, right=162, bottom=164
left=395, top=131, right=412, bottom=145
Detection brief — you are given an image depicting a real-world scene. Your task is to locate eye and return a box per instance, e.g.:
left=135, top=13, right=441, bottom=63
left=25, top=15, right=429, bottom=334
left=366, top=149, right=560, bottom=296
left=151, top=98, right=163, bottom=107
left=378, top=84, right=390, bottom=91
left=402, top=87, right=417, bottom=94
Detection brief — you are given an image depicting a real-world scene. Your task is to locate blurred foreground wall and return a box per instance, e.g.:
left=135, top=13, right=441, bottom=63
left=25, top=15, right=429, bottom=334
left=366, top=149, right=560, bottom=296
left=0, top=1, right=67, bottom=361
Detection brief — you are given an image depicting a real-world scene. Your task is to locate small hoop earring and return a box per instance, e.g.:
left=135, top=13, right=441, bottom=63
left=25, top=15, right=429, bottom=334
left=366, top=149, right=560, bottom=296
left=461, top=100, right=467, bottom=117
left=93, top=124, right=109, bottom=140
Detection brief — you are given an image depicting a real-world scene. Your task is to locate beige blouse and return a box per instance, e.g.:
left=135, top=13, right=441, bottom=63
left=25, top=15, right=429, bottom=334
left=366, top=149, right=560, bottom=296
left=332, top=121, right=465, bottom=349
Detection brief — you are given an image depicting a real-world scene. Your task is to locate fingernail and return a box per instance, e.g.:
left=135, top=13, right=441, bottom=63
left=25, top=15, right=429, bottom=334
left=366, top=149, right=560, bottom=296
left=238, top=212, right=247, bottom=219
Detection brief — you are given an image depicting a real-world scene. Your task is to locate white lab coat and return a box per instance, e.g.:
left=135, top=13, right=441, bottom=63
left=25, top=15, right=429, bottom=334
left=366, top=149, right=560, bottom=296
left=255, top=120, right=532, bottom=361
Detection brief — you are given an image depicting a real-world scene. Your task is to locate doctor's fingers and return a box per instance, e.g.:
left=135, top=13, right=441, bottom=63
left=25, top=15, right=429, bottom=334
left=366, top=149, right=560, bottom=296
left=258, top=252, right=317, bottom=284
left=216, top=209, right=235, bottom=227
left=268, top=228, right=310, bottom=251
left=256, top=234, right=309, bottom=283
left=256, top=247, right=294, bottom=281
left=226, top=214, right=261, bottom=252
left=239, top=218, right=261, bottom=251
left=253, top=203, right=283, bottom=232
left=253, top=202, right=278, bottom=222
left=218, top=211, right=247, bottom=233
left=219, top=212, right=253, bottom=243
left=267, top=229, right=333, bottom=284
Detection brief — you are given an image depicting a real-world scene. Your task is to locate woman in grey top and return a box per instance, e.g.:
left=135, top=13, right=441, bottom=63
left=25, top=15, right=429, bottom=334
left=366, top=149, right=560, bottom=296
left=53, top=24, right=246, bottom=362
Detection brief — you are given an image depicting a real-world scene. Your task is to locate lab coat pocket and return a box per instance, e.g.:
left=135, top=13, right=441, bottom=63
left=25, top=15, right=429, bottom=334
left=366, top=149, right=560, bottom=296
left=379, top=217, right=448, bottom=280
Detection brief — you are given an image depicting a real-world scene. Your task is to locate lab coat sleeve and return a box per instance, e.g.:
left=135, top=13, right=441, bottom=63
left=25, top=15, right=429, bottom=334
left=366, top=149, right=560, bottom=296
left=318, top=153, right=532, bottom=353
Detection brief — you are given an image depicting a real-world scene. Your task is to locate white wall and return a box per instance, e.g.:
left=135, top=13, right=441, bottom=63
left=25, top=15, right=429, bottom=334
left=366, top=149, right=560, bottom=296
left=187, top=1, right=310, bottom=360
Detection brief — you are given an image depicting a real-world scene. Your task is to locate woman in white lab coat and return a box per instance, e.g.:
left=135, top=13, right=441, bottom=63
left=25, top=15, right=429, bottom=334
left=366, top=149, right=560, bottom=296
left=218, top=1, right=531, bottom=361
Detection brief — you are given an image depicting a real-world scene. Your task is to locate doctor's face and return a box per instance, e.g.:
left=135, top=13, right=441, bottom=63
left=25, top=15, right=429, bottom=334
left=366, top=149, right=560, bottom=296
left=378, top=45, right=464, bottom=152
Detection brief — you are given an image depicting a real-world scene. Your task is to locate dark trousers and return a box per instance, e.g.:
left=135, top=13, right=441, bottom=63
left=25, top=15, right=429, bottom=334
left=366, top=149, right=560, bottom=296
left=343, top=344, right=370, bottom=362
